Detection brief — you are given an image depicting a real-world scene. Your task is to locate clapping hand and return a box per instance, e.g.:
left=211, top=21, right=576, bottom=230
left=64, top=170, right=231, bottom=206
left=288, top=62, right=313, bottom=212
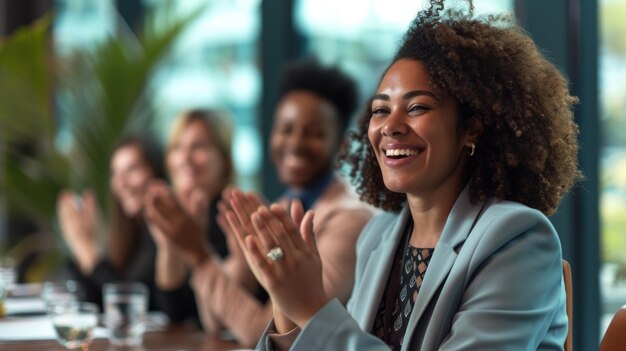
left=144, top=180, right=209, bottom=267
left=215, top=188, right=270, bottom=293
left=57, top=190, right=100, bottom=273
left=216, top=187, right=267, bottom=263
left=224, top=189, right=329, bottom=328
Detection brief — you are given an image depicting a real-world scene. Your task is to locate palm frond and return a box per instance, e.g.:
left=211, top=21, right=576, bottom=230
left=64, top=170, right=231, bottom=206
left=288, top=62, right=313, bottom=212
left=0, top=2, right=202, bottom=227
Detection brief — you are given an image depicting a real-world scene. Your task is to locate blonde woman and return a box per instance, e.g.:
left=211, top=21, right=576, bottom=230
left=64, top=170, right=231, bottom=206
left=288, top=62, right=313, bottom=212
left=147, top=110, right=252, bottom=324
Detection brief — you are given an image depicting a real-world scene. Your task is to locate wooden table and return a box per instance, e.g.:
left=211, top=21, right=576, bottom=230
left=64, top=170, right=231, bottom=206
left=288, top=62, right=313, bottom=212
left=1, top=284, right=244, bottom=350
left=0, top=326, right=242, bottom=351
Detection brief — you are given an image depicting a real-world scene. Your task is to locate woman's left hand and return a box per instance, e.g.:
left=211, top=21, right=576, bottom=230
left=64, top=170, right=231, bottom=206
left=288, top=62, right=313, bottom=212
left=225, top=190, right=329, bottom=328
left=144, top=181, right=210, bottom=267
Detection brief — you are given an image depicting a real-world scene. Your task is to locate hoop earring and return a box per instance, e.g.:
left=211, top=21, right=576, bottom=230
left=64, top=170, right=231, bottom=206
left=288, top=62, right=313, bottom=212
left=467, top=143, right=476, bottom=156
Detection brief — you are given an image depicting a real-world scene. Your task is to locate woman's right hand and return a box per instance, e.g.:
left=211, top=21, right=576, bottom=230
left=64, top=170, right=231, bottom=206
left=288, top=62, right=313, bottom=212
left=57, top=190, right=100, bottom=273
left=225, top=189, right=329, bottom=329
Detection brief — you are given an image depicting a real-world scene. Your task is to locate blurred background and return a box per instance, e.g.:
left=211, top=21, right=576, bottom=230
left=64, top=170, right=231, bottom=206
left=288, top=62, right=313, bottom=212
left=0, top=0, right=623, bottom=349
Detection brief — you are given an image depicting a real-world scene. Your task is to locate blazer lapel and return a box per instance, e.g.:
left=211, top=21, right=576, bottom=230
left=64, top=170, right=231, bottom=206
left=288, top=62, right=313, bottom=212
left=401, top=186, right=486, bottom=351
left=354, top=206, right=411, bottom=331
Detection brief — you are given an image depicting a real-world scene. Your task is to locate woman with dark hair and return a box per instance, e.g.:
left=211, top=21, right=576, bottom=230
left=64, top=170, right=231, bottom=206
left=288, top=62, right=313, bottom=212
left=225, top=1, right=581, bottom=350
left=57, top=135, right=164, bottom=309
left=145, top=60, right=374, bottom=346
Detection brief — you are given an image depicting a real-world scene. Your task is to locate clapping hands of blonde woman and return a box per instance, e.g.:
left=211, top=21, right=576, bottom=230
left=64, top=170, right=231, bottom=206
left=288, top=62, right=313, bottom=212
left=144, top=180, right=209, bottom=267
left=178, top=186, right=210, bottom=231
left=225, top=189, right=329, bottom=328
left=57, top=190, right=100, bottom=273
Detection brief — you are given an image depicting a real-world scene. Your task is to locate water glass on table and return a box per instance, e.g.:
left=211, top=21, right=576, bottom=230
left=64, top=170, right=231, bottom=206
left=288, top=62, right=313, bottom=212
left=48, top=301, right=99, bottom=350
left=0, top=258, right=17, bottom=317
left=103, top=282, right=148, bottom=346
left=41, top=280, right=83, bottom=310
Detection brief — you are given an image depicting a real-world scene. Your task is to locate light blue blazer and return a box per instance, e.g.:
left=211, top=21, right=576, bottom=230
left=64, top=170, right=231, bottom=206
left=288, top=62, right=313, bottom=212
left=258, top=187, right=568, bottom=350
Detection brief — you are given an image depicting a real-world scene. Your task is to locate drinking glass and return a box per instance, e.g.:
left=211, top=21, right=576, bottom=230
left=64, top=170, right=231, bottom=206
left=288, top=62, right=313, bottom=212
left=103, top=282, right=148, bottom=346
left=48, top=301, right=99, bottom=350
left=41, top=281, right=82, bottom=310
left=0, top=257, right=16, bottom=317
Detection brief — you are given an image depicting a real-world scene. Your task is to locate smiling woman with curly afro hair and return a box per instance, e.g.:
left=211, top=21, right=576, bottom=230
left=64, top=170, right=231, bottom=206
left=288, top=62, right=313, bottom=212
left=340, top=1, right=581, bottom=215
left=239, top=1, right=581, bottom=350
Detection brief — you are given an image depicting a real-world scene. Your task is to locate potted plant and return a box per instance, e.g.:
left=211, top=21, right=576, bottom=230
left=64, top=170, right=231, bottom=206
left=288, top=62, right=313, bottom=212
left=0, top=2, right=201, bottom=282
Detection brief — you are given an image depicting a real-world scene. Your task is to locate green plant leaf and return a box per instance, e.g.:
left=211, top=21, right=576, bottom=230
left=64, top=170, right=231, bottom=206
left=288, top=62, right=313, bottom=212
left=1, top=2, right=202, bottom=230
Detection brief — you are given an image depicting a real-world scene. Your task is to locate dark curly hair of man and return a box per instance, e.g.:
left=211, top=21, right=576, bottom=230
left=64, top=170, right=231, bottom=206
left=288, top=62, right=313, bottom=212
left=278, top=58, right=358, bottom=136
left=339, top=0, right=581, bottom=215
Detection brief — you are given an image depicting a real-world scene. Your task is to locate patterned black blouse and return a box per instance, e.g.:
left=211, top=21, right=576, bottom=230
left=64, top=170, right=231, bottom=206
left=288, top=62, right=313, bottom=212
left=372, top=229, right=435, bottom=350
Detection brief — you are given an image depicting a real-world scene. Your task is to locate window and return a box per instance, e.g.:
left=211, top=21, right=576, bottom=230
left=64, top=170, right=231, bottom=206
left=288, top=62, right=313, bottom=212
left=599, top=0, right=626, bottom=335
left=144, top=0, right=262, bottom=190
left=54, top=0, right=263, bottom=190
left=295, top=0, right=514, bottom=103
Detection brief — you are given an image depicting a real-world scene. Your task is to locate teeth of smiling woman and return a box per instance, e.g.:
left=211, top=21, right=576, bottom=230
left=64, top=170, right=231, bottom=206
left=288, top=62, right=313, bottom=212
left=385, top=149, right=419, bottom=157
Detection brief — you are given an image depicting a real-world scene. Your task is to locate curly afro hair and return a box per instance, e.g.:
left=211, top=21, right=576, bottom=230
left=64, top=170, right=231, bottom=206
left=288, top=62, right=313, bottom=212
left=278, top=58, right=358, bottom=137
left=339, top=0, right=581, bottom=215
